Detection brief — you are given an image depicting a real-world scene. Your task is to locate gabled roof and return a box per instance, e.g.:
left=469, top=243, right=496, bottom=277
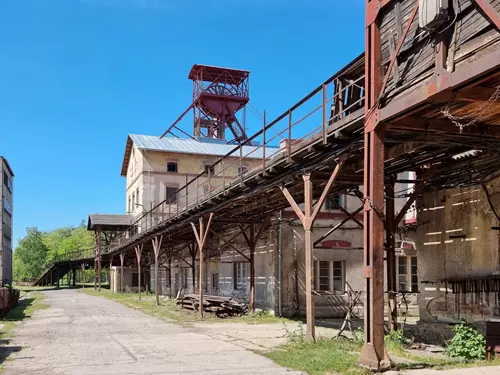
left=87, top=214, right=133, bottom=231
left=120, top=134, right=279, bottom=176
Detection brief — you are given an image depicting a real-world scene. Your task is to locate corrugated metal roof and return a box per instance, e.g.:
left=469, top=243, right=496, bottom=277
left=87, top=214, right=133, bottom=230
left=129, top=134, right=278, bottom=159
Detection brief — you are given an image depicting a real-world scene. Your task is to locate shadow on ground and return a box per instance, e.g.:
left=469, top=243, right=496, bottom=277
left=0, top=297, right=35, bottom=364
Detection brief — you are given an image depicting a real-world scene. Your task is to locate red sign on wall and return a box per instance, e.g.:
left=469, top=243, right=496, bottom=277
left=321, top=240, right=352, bottom=248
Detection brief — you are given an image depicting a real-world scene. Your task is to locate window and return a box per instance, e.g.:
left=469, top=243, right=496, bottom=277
left=397, top=256, right=419, bottom=292
left=238, top=166, right=248, bottom=176
left=314, top=260, right=344, bottom=292
left=132, top=193, right=135, bottom=211
left=233, top=262, right=248, bottom=290
left=317, top=261, right=330, bottom=291
left=3, top=171, right=12, bottom=192
left=165, top=187, right=177, bottom=204
left=3, top=198, right=12, bottom=216
left=128, top=197, right=131, bottom=213
left=212, top=273, right=220, bottom=293
left=204, top=164, right=215, bottom=176
left=167, top=162, right=178, bottom=173
left=410, top=257, right=418, bottom=292
left=136, top=188, right=140, bottom=206
left=325, top=194, right=345, bottom=210
left=398, top=256, right=408, bottom=292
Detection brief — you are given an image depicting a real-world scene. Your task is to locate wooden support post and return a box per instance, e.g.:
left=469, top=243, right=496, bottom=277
left=386, top=178, right=397, bottom=331
left=72, top=268, right=76, bottom=288
left=81, top=263, right=85, bottom=288
left=188, top=242, right=197, bottom=292
left=120, top=251, right=125, bottom=294
left=191, top=213, right=214, bottom=319
left=280, top=161, right=343, bottom=340
left=135, top=244, right=143, bottom=300
left=152, top=235, right=163, bottom=305
left=241, top=218, right=270, bottom=313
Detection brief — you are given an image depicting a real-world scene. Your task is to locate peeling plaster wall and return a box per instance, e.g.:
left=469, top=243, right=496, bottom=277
left=416, top=180, right=500, bottom=323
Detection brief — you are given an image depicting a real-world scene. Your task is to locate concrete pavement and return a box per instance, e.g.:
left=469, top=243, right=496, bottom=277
left=4, top=289, right=302, bottom=375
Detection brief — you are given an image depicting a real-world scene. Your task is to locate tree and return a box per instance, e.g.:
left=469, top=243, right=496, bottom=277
left=13, top=227, right=50, bottom=282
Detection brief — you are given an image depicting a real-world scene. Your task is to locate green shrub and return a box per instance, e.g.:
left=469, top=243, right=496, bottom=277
left=445, top=323, right=486, bottom=360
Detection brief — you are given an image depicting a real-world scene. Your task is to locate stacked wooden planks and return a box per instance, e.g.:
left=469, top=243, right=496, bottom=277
left=176, top=294, right=248, bottom=318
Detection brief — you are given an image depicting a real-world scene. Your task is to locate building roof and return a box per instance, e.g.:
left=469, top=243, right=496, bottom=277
left=0, top=156, right=14, bottom=177
left=188, top=65, right=249, bottom=85
left=121, top=134, right=280, bottom=176
left=87, top=214, right=133, bottom=231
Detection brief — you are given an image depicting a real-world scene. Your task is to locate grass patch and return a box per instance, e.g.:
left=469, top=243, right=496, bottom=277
left=264, top=327, right=500, bottom=375
left=79, top=289, right=287, bottom=326
left=265, top=337, right=370, bottom=375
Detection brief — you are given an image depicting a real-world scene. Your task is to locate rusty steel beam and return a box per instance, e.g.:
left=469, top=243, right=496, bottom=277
left=191, top=214, right=214, bottom=319
left=152, top=235, right=163, bottom=305
left=390, top=117, right=500, bottom=140
left=120, top=251, right=125, bottom=294
left=361, top=0, right=390, bottom=370
left=240, top=217, right=270, bottom=312
left=473, top=0, right=500, bottom=30
left=279, top=162, right=343, bottom=341
left=313, top=205, right=364, bottom=247
left=380, top=45, right=500, bottom=123
left=209, top=227, right=251, bottom=261
left=135, top=244, right=143, bottom=300
left=385, top=179, right=397, bottom=331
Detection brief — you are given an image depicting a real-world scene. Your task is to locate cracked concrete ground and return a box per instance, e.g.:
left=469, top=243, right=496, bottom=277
left=4, top=289, right=302, bottom=375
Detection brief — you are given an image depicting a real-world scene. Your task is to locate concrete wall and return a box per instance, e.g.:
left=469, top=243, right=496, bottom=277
left=416, top=179, right=500, bottom=323
left=110, top=266, right=148, bottom=293
left=157, top=225, right=277, bottom=311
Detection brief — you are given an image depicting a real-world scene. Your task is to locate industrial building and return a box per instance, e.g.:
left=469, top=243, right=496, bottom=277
left=0, top=157, right=13, bottom=286
left=34, top=1, right=500, bottom=370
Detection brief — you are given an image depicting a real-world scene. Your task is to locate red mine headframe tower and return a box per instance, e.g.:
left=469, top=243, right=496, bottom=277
left=161, top=65, right=250, bottom=144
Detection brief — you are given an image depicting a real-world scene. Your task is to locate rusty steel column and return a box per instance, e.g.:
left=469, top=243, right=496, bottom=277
left=120, top=251, right=125, bottom=293
left=361, top=127, right=389, bottom=370
left=386, top=178, right=397, bottom=331
left=81, top=263, right=85, bottom=288
left=361, top=0, right=390, bottom=370
left=152, top=236, right=163, bottom=305
left=191, top=214, right=214, bottom=319
left=303, top=174, right=315, bottom=340
left=249, top=225, right=256, bottom=313
left=280, top=162, right=343, bottom=341
left=135, top=245, right=143, bottom=300
left=96, top=228, right=102, bottom=292
left=241, top=219, right=269, bottom=313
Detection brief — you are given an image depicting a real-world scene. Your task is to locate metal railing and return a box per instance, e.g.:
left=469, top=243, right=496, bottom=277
left=109, top=55, right=366, bottom=253
left=35, top=248, right=95, bottom=284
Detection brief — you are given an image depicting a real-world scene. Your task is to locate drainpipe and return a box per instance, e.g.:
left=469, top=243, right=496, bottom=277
left=278, top=211, right=283, bottom=316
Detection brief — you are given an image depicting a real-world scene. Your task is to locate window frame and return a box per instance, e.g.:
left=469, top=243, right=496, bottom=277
left=167, top=161, right=178, bottom=173
left=314, top=260, right=345, bottom=293
left=233, top=262, right=248, bottom=290
left=165, top=186, right=178, bottom=204
left=325, top=194, right=345, bottom=210
left=204, top=164, right=215, bottom=177
left=396, top=256, right=419, bottom=293
left=237, top=166, right=248, bottom=176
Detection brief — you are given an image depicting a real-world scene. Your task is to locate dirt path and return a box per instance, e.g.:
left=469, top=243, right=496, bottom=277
left=4, top=289, right=302, bottom=375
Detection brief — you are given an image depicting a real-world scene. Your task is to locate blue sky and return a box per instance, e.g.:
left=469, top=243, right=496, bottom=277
left=0, top=0, right=364, bottom=245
